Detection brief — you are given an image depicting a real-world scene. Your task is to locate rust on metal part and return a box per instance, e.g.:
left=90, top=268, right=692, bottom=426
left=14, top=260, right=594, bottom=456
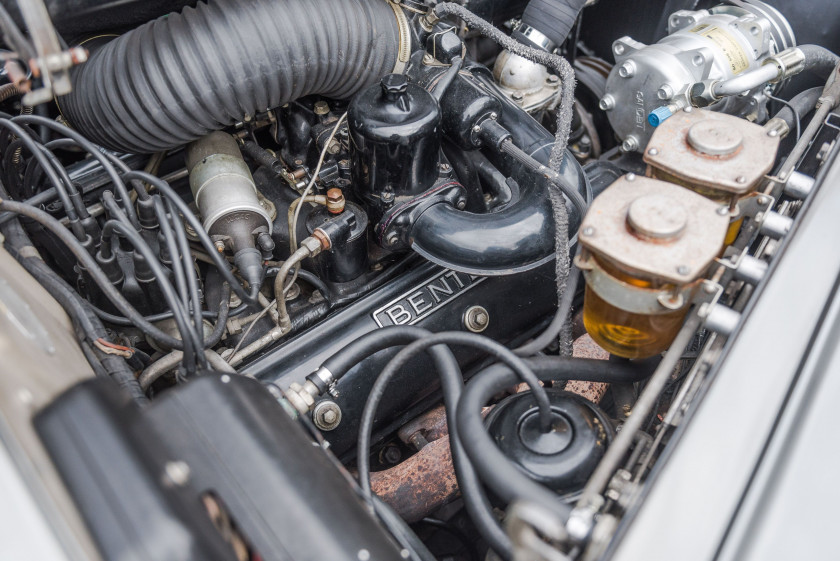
left=567, top=334, right=610, bottom=403
left=370, top=435, right=458, bottom=523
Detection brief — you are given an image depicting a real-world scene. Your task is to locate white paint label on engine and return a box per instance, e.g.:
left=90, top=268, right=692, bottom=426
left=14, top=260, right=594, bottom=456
left=372, top=269, right=486, bottom=327
left=690, top=24, right=750, bottom=75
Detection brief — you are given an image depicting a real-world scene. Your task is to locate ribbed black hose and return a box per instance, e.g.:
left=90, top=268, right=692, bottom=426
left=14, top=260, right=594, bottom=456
left=774, top=87, right=823, bottom=129
left=59, top=0, right=401, bottom=153
left=514, top=0, right=587, bottom=49
left=799, top=44, right=840, bottom=80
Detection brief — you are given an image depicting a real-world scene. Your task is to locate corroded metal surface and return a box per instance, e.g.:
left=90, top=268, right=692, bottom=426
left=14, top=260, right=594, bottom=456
left=568, top=334, right=610, bottom=403
left=370, top=435, right=458, bottom=522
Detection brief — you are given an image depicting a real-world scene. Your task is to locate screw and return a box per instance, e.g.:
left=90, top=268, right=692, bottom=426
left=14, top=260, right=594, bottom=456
left=439, top=162, right=452, bottom=173
left=717, top=206, right=729, bottom=216
left=618, top=60, right=636, bottom=78
left=757, top=196, right=769, bottom=206
left=489, top=112, right=498, bottom=120
left=648, top=147, right=659, bottom=156
left=767, top=129, right=779, bottom=137
left=381, top=190, right=394, bottom=203
left=163, top=461, right=191, bottom=487
left=511, top=91, right=524, bottom=102
left=386, top=232, right=399, bottom=246
left=472, top=125, right=482, bottom=133
left=456, top=199, right=466, bottom=210
left=214, top=240, right=225, bottom=253
left=736, top=176, right=747, bottom=184
left=677, top=265, right=690, bottom=276
left=582, top=226, right=595, bottom=236
left=626, top=173, right=636, bottom=182
left=313, top=400, right=342, bottom=431
left=599, top=95, right=616, bottom=111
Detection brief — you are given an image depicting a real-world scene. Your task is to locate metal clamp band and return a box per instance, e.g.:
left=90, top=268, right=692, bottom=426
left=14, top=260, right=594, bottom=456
left=388, top=0, right=412, bottom=74
left=515, top=23, right=556, bottom=52
left=576, top=255, right=694, bottom=315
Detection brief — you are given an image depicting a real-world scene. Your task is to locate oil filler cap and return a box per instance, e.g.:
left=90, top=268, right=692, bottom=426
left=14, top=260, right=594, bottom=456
left=484, top=389, right=612, bottom=493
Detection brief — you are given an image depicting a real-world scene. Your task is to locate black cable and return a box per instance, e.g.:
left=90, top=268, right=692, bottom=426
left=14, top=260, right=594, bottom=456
left=151, top=197, right=189, bottom=307
left=0, top=119, right=85, bottom=236
left=1, top=216, right=148, bottom=404
left=204, top=282, right=231, bottom=349
left=91, top=302, right=249, bottom=326
left=101, top=192, right=205, bottom=373
left=119, top=170, right=260, bottom=307
left=265, top=266, right=332, bottom=307
left=162, top=196, right=204, bottom=348
left=323, top=325, right=515, bottom=559
left=0, top=199, right=189, bottom=350
left=11, top=114, right=140, bottom=227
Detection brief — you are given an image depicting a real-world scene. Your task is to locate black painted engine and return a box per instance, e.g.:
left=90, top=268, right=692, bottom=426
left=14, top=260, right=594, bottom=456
left=0, top=0, right=837, bottom=559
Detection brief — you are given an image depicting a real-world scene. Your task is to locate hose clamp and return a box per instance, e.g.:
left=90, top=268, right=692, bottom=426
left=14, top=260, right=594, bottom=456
left=388, top=0, right=412, bottom=74
left=514, top=23, right=556, bottom=53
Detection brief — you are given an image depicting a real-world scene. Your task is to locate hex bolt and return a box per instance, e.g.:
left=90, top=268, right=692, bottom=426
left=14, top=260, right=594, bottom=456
left=439, top=162, right=452, bottom=173
left=464, top=305, right=490, bottom=333
left=599, top=95, right=616, bottom=111
left=456, top=199, right=466, bottom=210
left=511, top=91, right=524, bottom=103
left=546, top=74, right=560, bottom=85
left=386, top=232, right=399, bottom=246
left=312, top=400, right=342, bottom=431
left=618, top=60, right=636, bottom=78
left=214, top=240, right=226, bottom=253
left=382, top=445, right=402, bottom=465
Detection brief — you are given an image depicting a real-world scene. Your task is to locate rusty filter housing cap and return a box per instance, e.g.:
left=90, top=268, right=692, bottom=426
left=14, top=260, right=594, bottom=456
left=686, top=120, right=743, bottom=157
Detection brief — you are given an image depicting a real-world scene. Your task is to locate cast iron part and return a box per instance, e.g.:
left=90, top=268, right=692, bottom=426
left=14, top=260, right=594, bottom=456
left=349, top=73, right=442, bottom=223
left=484, top=389, right=613, bottom=492
left=306, top=202, right=369, bottom=283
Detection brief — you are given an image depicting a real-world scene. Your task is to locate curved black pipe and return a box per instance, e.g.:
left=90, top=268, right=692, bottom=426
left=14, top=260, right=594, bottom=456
left=410, top=69, right=589, bottom=276
left=59, top=0, right=401, bottom=153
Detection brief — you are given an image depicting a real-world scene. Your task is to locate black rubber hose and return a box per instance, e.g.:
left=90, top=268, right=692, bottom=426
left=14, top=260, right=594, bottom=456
left=799, top=44, right=840, bottom=80
left=513, top=0, right=587, bottom=50
left=59, top=0, right=401, bottom=153
left=455, top=357, right=659, bottom=521
left=320, top=325, right=516, bottom=558
left=774, top=86, right=823, bottom=130
left=514, top=261, right=579, bottom=356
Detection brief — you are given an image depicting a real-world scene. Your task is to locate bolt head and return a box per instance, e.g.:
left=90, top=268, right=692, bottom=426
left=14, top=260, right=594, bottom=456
left=582, top=226, right=595, bottom=236
left=214, top=240, right=226, bottom=253
left=626, top=173, right=637, bottom=182
left=599, top=95, right=615, bottom=111
left=648, top=147, right=659, bottom=156
left=621, top=137, right=639, bottom=152
left=657, top=84, right=674, bottom=100
left=163, top=461, right=191, bottom=487
left=511, top=91, right=524, bottom=102
left=618, top=60, right=636, bottom=78
left=717, top=206, right=730, bottom=216
left=736, top=176, right=747, bottom=184
left=386, top=232, right=399, bottom=246
left=677, top=265, right=690, bottom=276
left=456, top=199, right=466, bottom=210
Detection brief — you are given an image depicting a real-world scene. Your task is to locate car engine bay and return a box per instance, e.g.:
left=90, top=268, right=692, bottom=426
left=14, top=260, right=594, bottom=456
left=0, top=0, right=838, bottom=559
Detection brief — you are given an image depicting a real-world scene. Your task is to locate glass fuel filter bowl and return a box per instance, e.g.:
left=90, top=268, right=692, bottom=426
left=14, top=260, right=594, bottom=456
left=643, top=108, right=780, bottom=246
left=577, top=175, right=730, bottom=359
